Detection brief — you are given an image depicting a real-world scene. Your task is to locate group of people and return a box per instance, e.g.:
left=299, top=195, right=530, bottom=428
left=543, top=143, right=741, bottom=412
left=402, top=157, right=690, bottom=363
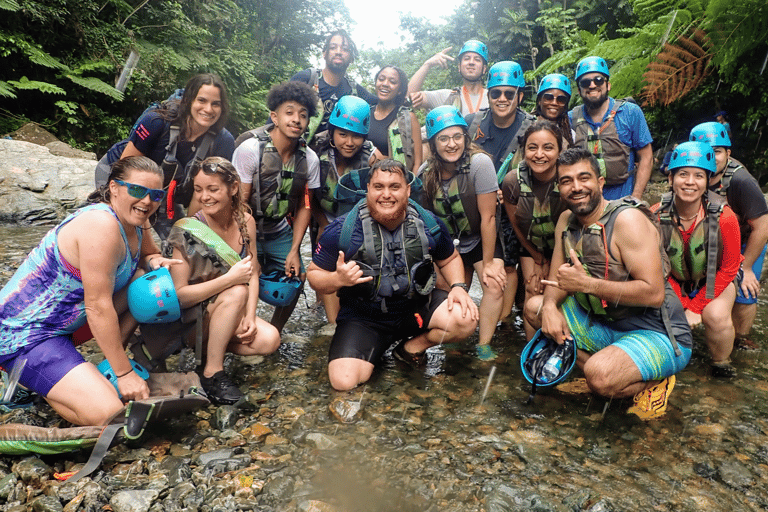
left=1, top=30, right=765, bottom=427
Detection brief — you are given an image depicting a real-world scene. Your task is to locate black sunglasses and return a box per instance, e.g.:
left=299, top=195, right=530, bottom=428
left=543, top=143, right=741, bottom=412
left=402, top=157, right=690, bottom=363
left=578, top=76, right=607, bottom=88
left=542, top=93, right=569, bottom=105
left=489, top=89, right=517, bottom=101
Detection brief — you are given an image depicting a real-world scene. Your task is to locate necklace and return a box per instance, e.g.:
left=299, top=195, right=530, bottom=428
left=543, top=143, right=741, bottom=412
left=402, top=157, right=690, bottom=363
left=677, top=213, right=698, bottom=221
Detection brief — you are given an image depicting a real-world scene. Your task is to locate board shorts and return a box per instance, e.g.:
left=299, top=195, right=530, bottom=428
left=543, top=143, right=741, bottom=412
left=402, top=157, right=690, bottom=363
left=561, top=296, right=691, bottom=381
left=735, top=242, right=767, bottom=305
left=257, top=224, right=306, bottom=275
left=0, top=336, right=86, bottom=397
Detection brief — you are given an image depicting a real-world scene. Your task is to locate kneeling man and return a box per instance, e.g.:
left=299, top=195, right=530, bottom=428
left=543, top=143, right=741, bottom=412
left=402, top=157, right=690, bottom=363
left=308, top=159, right=479, bottom=390
left=525, top=148, right=692, bottom=420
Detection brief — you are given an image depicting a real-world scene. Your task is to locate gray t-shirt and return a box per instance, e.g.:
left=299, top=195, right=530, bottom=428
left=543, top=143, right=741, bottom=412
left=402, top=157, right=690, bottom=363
left=422, top=88, right=489, bottom=116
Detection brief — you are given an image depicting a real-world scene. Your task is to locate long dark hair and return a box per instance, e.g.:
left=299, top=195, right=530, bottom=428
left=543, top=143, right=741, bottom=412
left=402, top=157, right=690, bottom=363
left=422, top=128, right=486, bottom=207
left=533, top=91, right=574, bottom=147
left=156, top=73, right=229, bottom=139
left=190, top=156, right=252, bottom=254
left=87, top=156, right=162, bottom=204
left=375, top=65, right=409, bottom=107
left=518, top=120, right=563, bottom=177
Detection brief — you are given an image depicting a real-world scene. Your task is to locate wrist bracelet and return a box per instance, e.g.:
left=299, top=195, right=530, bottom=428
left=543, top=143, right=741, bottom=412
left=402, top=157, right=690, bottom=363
left=115, top=369, right=132, bottom=378
left=450, top=283, right=469, bottom=291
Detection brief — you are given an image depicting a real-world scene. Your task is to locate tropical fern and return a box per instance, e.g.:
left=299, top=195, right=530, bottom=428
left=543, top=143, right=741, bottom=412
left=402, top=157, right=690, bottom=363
left=0, top=80, right=17, bottom=98
left=64, top=75, right=124, bottom=101
left=7, top=76, right=65, bottom=95
left=0, top=0, right=19, bottom=11
left=641, top=28, right=712, bottom=106
left=704, top=0, right=768, bottom=76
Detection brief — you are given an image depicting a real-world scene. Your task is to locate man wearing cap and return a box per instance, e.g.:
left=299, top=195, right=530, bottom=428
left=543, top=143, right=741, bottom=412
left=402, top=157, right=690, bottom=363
left=569, top=56, right=654, bottom=200
left=408, top=40, right=490, bottom=116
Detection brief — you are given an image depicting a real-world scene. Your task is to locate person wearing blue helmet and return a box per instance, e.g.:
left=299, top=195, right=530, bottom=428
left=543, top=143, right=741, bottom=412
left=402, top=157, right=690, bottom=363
left=419, top=106, right=506, bottom=360
left=408, top=40, right=490, bottom=116
left=534, top=73, right=574, bottom=147
left=569, top=56, right=654, bottom=201
left=691, top=121, right=768, bottom=350
left=525, top=148, right=692, bottom=420
left=233, top=81, right=322, bottom=335
left=167, top=157, right=281, bottom=404
left=650, top=141, right=742, bottom=378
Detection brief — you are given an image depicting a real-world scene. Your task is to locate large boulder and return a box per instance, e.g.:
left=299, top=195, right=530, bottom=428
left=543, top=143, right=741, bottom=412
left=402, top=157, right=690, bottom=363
left=0, top=139, right=96, bottom=224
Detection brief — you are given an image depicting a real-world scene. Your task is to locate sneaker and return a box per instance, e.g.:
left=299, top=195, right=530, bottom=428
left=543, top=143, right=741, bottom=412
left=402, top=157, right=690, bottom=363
left=735, top=336, right=759, bottom=351
left=199, top=371, right=244, bottom=405
left=317, top=323, right=337, bottom=337
left=710, top=362, right=736, bottom=379
left=393, top=341, right=427, bottom=368
left=475, top=344, right=498, bottom=361
left=627, top=375, right=676, bottom=421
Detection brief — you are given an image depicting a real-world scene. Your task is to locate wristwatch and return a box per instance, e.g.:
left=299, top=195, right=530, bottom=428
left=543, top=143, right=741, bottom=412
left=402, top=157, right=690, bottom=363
left=450, top=283, right=469, bottom=291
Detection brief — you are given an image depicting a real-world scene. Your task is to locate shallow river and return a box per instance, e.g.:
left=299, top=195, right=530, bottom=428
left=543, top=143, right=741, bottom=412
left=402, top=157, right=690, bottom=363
left=1, top=221, right=767, bottom=511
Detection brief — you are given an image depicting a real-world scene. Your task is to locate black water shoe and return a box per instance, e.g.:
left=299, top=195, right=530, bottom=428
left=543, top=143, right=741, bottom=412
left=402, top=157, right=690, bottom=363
left=199, top=371, right=244, bottom=405
left=393, top=341, right=427, bottom=368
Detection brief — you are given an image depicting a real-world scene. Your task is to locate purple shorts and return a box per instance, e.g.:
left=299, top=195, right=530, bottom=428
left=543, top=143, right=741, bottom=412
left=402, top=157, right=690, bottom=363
left=0, top=336, right=86, bottom=396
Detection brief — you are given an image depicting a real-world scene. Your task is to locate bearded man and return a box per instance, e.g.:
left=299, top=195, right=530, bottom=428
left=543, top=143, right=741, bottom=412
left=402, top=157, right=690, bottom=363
left=307, top=159, right=478, bottom=390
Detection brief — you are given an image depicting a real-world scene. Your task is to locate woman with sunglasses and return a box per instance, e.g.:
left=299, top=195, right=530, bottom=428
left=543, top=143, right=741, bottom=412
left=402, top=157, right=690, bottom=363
left=501, top=120, right=568, bottom=339
left=0, top=156, right=176, bottom=425
left=534, top=74, right=574, bottom=148
left=419, top=106, right=506, bottom=360
left=369, top=65, right=423, bottom=173
left=167, top=157, right=280, bottom=404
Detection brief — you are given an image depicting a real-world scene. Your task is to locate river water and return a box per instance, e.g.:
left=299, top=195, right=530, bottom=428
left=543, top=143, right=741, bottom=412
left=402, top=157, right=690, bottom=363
left=1, top=220, right=767, bottom=511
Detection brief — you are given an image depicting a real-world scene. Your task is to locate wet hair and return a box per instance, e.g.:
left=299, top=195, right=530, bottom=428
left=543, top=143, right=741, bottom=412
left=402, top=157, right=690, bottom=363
left=266, top=81, right=318, bottom=118
left=166, top=73, right=229, bottom=137
left=87, top=156, right=163, bottom=204
left=190, top=156, right=252, bottom=254
left=375, top=66, right=409, bottom=106
left=533, top=91, right=574, bottom=146
left=369, top=159, right=408, bottom=182
left=423, top=127, right=487, bottom=207
left=556, top=147, right=601, bottom=179
left=323, top=29, right=358, bottom=62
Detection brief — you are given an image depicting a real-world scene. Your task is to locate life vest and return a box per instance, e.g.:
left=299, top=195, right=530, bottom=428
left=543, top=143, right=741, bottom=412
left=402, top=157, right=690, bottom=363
left=708, top=157, right=744, bottom=199
left=656, top=192, right=724, bottom=299
left=162, top=124, right=216, bottom=212
left=467, top=108, right=535, bottom=180
left=387, top=105, right=416, bottom=171
left=235, top=126, right=309, bottom=222
left=445, top=87, right=487, bottom=114
left=571, top=100, right=631, bottom=186
left=516, top=163, right=562, bottom=254
left=563, top=197, right=669, bottom=320
left=306, top=68, right=360, bottom=145
left=317, top=137, right=374, bottom=215
left=423, top=154, right=481, bottom=239
left=339, top=199, right=441, bottom=312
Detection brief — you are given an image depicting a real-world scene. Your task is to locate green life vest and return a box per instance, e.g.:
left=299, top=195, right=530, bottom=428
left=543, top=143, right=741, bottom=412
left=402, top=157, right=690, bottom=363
left=516, top=163, right=562, bottom=254
left=656, top=192, right=724, bottom=299
left=387, top=105, right=416, bottom=171
left=235, top=126, right=309, bottom=223
left=571, top=100, right=631, bottom=186
left=306, top=68, right=360, bottom=145
left=424, top=154, right=481, bottom=239
left=317, top=138, right=374, bottom=215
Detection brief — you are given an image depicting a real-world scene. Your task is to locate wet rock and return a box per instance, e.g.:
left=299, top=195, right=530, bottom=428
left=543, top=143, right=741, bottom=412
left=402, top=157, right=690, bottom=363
left=215, top=405, right=239, bottom=430
left=305, top=433, right=344, bottom=450
left=158, top=456, right=192, bottom=487
left=586, top=499, right=615, bottom=512
left=694, top=462, right=717, bottom=479
left=329, top=398, right=362, bottom=423
left=262, top=472, right=295, bottom=503
left=12, top=457, right=52, bottom=484
left=197, top=448, right=234, bottom=466
left=203, top=455, right=252, bottom=477
left=483, top=482, right=565, bottom=512
left=718, top=460, right=755, bottom=488
left=0, top=473, right=17, bottom=500
left=110, top=489, right=159, bottom=512
left=62, top=493, right=83, bottom=512
left=30, top=495, right=63, bottom=512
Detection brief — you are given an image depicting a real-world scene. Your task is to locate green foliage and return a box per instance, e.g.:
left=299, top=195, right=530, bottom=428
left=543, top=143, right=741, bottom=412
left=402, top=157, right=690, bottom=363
left=0, top=0, right=19, bottom=10
left=7, top=77, right=65, bottom=95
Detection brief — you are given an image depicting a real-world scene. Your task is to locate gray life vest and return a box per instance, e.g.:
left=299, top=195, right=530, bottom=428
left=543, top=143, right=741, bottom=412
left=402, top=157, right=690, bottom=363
left=571, top=100, right=631, bottom=186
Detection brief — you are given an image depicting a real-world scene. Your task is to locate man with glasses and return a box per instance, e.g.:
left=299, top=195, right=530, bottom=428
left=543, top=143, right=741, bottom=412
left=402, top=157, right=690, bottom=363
left=408, top=40, right=490, bottom=116
left=569, top=56, right=653, bottom=200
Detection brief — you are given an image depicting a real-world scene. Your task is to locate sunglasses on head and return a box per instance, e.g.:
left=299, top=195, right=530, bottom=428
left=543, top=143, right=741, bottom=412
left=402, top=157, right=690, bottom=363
left=578, top=76, right=607, bottom=88
left=113, top=179, right=165, bottom=202
left=541, top=93, right=569, bottom=105
left=489, top=89, right=518, bottom=101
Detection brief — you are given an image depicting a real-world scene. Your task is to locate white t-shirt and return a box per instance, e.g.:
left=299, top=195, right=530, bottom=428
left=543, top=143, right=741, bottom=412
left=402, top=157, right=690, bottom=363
left=422, top=88, right=489, bottom=116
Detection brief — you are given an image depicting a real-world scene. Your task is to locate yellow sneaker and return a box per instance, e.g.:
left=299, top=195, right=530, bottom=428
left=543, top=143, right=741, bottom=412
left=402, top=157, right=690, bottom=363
left=627, top=375, right=676, bottom=421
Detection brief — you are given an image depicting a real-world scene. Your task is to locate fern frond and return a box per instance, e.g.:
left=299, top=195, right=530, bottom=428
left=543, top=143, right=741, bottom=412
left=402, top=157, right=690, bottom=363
left=7, top=77, right=65, bottom=94
left=64, top=75, right=124, bottom=101
left=70, top=61, right=112, bottom=74
left=641, top=29, right=712, bottom=106
left=25, top=44, right=68, bottom=70
left=0, top=0, right=20, bottom=11
left=0, top=81, right=17, bottom=98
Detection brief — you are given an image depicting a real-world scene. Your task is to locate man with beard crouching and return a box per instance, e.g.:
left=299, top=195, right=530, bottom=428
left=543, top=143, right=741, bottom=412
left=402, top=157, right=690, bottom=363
left=569, top=56, right=653, bottom=200
left=307, top=159, right=479, bottom=390
left=524, top=148, right=692, bottom=420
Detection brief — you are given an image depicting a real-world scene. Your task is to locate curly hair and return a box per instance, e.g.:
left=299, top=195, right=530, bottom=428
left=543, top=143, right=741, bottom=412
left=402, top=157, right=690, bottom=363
left=190, top=156, right=253, bottom=255
left=533, top=90, right=574, bottom=147
left=266, top=81, right=318, bottom=118
left=323, top=29, right=358, bottom=62
left=375, top=66, right=409, bottom=107
left=87, top=156, right=163, bottom=204
left=422, top=128, right=487, bottom=207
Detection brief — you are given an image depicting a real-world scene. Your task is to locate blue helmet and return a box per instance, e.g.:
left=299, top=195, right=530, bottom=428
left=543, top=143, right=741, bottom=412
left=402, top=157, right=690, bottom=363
left=690, top=121, right=731, bottom=148
left=425, top=106, right=467, bottom=140
left=128, top=267, right=181, bottom=324
left=538, top=73, right=572, bottom=97
left=329, top=95, right=370, bottom=135
left=668, top=141, right=717, bottom=176
left=458, top=39, right=488, bottom=63
left=97, top=359, right=149, bottom=398
left=259, top=270, right=303, bottom=307
left=575, top=56, right=610, bottom=81
left=487, top=61, right=525, bottom=89
left=520, top=330, right=576, bottom=387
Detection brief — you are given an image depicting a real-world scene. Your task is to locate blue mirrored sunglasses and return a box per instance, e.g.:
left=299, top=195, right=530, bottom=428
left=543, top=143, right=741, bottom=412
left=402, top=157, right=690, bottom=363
left=113, top=179, right=166, bottom=202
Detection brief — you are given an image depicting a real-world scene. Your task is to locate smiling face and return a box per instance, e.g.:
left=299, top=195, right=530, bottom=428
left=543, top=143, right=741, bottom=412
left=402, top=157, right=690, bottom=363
left=577, top=72, right=610, bottom=110
left=537, top=88, right=570, bottom=120
left=323, top=35, right=353, bottom=74
left=189, top=84, right=223, bottom=133
left=524, top=129, right=560, bottom=180
left=109, top=169, right=164, bottom=227
left=332, top=128, right=365, bottom=159
left=194, top=170, right=237, bottom=217
left=557, top=160, right=604, bottom=216
left=433, top=126, right=466, bottom=164
left=458, top=52, right=486, bottom=82
left=670, top=167, right=707, bottom=206
left=270, top=101, right=309, bottom=141
left=366, top=168, right=410, bottom=227
left=488, top=86, right=522, bottom=120
left=375, top=67, right=402, bottom=104
left=712, top=146, right=731, bottom=177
